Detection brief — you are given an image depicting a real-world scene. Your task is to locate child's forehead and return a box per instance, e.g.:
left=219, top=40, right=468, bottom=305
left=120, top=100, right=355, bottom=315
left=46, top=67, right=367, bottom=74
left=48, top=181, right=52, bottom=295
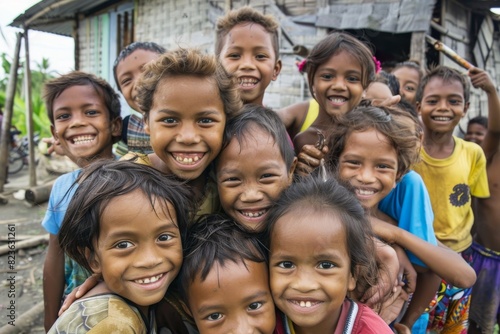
left=423, top=76, right=465, bottom=96
left=193, top=259, right=268, bottom=287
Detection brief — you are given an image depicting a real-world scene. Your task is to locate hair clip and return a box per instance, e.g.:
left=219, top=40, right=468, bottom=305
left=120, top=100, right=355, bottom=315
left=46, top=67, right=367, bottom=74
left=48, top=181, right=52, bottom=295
left=296, top=59, right=307, bottom=74
left=373, top=56, right=382, bottom=74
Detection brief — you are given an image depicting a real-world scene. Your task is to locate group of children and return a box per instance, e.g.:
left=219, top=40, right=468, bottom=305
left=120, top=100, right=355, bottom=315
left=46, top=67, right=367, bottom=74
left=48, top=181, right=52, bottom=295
left=38, top=5, right=499, bottom=334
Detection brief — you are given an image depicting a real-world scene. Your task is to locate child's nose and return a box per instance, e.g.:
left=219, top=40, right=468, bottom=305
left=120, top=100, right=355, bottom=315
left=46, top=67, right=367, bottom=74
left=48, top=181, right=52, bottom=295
left=135, top=245, right=163, bottom=269
left=240, top=187, right=264, bottom=202
left=176, top=124, right=201, bottom=144
left=69, top=113, right=87, bottom=127
left=290, top=267, right=319, bottom=292
left=331, top=77, right=347, bottom=91
left=357, top=167, right=376, bottom=183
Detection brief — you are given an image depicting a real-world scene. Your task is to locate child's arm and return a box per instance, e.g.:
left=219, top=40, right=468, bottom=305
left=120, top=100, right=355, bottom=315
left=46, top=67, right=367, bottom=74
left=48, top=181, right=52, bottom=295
left=398, top=268, right=441, bottom=329
left=370, top=216, right=477, bottom=287
left=43, top=234, right=65, bottom=331
left=276, top=101, right=310, bottom=139
left=469, top=67, right=500, bottom=157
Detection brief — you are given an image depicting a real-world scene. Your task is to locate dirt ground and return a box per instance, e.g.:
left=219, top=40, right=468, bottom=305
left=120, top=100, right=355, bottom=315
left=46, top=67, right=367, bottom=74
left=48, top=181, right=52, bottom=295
left=0, top=163, right=61, bottom=333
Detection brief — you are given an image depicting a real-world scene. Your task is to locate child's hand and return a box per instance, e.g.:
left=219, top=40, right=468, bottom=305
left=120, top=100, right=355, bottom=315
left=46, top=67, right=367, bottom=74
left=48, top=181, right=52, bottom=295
left=393, top=244, right=417, bottom=294
left=469, top=67, right=496, bottom=94
left=372, top=94, right=401, bottom=107
left=295, top=144, right=329, bottom=177
left=42, top=136, right=65, bottom=156
left=376, top=285, right=409, bottom=324
left=393, top=322, right=412, bottom=334
left=58, top=274, right=101, bottom=316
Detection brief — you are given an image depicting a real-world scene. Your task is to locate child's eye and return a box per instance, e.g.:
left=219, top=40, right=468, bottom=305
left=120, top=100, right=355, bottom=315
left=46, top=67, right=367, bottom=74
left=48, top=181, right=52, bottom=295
left=86, top=110, right=99, bottom=116
left=404, top=85, right=415, bottom=92
left=162, top=118, right=177, bottom=124
left=227, top=53, right=240, bottom=59
left=261, top=173, right=275, bottom=179
left=115, top=241, right=133, bottom=249
left=278, top=261, right=294, bottom=269
left=158, top=234, right=173, bottom=242
left=318, top=261, right=335, bottom=269
left=347, top=76, right=360, bottom=83
left=206, top=313, right=223, bottom=321
left=198, top=118, right=214, bottom=124
left=55, top=113, right=70, bottom=120
left=426, top=99, right=437, bottom=105
left=248, top=302, right=263, bottom=311
left=449, top=99, right=462, bottom=105
left=256, top=54, right=268, bottom=60
left=120, top=78, right=131, bottom=87
left=320, top=73, right=333, bottom=80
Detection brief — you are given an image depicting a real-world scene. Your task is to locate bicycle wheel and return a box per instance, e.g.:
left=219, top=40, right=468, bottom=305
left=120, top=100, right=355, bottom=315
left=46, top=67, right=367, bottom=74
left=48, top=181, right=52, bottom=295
left=8, top=150, right=24, bottom=174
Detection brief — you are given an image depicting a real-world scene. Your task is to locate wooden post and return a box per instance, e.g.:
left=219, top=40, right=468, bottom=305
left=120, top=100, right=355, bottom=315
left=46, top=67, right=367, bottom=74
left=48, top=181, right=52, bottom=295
left=23, top=26, right=37, bottom=188
left=410, top=31, right=426, bottom=67
left=0, top=32, right=23, bottom=193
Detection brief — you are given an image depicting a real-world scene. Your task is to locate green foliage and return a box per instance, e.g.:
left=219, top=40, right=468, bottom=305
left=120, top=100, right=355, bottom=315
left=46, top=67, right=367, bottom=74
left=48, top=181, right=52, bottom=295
left=0, top=52, right=53, bottom=138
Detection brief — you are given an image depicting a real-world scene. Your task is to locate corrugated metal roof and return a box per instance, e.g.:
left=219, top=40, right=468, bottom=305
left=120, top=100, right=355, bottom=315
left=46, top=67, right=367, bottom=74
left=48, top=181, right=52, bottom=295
left=9, top=0, right=119, bottom=36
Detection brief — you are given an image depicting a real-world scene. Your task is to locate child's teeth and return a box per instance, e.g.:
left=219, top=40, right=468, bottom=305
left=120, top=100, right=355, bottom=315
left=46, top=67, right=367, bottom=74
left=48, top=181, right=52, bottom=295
left=298, top=301, right=313, bottom=308
left=134, top=273, right=163, bottom=284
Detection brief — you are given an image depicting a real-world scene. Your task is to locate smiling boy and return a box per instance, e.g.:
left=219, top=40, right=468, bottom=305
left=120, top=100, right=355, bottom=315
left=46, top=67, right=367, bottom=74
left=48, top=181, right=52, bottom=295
left=41, top=71, right=122, bottom=331
left=413, top=66, right=490, bottom=332
left=215, top=6, right=282, bottom=106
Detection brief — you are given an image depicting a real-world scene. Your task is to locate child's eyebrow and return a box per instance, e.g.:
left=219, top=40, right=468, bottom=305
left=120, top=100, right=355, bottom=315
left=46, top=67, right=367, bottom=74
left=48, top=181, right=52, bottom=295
left=106, top=221, right=178, bottom=240
left=157, top=109, right=223, bottom=117
left=241, top=290, right=270, bottom=304
left=54, top=103, right=102, bottom=112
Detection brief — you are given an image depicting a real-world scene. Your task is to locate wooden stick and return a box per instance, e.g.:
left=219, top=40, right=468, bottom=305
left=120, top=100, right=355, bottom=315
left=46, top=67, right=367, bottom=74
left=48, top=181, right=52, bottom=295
left=425, top=35, right=473, bottom=69
left=0, top=301, right=44, bottom=334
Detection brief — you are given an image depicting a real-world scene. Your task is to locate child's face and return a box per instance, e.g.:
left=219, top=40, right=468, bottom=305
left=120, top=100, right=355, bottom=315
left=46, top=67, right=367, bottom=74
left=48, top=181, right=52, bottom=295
left=270, top=208, right=356, bottom=333
left=311, top=50, right=364, bottom=118
left=219, top=23, right=281, bottom=106
left=89, top=189, right=183, bottom=312
left=145, top=75, right=226, bottom=180
left=338, top=129, right=398, bottom=210
left=417, top=77, right=468, bottom=134
left=188, top=260, right=275, bottom=334
left=216, top=125, right=296, bottom=231
left=464, top=123, right=487, bottom=145
left=393, top=66, right=420, bottom=105
left=115, top=49, right=160, bottom=112
left=50, top=84, right=121, bottom=166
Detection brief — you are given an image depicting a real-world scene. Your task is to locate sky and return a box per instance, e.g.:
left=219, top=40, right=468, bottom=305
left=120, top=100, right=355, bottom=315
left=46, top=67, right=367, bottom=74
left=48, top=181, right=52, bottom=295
left=0, top=0, right=75, bottom=77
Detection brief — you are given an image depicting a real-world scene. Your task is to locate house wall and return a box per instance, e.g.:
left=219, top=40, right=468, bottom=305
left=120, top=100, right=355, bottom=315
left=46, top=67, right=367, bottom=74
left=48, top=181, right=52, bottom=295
left=74, top=0, right=500, bottom=117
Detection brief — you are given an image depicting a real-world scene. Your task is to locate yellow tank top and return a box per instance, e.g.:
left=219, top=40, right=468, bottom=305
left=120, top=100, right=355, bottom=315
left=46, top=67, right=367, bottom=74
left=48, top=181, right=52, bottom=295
left=299, top=99, right=319, bottom=132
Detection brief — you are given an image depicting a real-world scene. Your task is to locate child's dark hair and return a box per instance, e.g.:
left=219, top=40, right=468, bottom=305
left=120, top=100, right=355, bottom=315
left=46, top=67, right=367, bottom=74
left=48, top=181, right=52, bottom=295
left=263, top=175, right=379, bottom=298
left=136, top=48, right=242, bottom=119
left=377, top=71, right=400, bottom=96
left=416, top=65, right=470, bottom=103
left=178, top=214, right=267, bottom=302
left=326, top=104, right=420, bottom=181
left=43, top=71, right=121, bottom=125
left=219, top=104, right=295, bottom=171
left=215, top=6, right=280, bottom=59
left=393, top=60, right=424, bottom=81
left=468, top=115, right=488, bottom=129
left=306, top=32, right=375, bottom=97
left=112, top=41, right=166, bottom=92
left=58, top=159, right=194, bottom=273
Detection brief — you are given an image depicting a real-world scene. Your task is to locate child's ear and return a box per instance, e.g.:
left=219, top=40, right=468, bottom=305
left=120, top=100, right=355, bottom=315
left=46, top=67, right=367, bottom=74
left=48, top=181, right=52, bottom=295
left=143, top=117, right=150, bottom=135
left=416, top=101, right=421, bottom=115
left=50, top=125, right=58, bottom=140
left=462, top=101, right=470, bottom=117
left=272, top=60, right=282, bottom=81
left=288, top=157, right=298, bottom=184
left=85, top=248, right=102, bottom=275
left=111, top=117, right=122, bottom=137
left=348, top=266, right=358, bottom=292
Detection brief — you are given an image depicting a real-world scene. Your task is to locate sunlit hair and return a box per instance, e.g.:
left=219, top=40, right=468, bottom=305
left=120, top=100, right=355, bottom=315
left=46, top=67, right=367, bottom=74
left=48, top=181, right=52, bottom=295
left=215, top=6, right=280, bottom=59
left=177, top=214, right=267, bottom=302
left=306, top=31, right=375, bottom=98
left=326, top=103, right=420, bottom=181
left=43, top=71, right=121, bottom=125
left=416, top=65, right=470, bottom=103
left=218, top=103, right=295, bottom=171
left=136, top=48, right=242, bottom=119
left=263, top=175, right=379, bottom=298
left=393, top=60, right=424, bottom=82
left=58, top=159, right=194, bottom=273
left=112, top=41, right=166, bottom=92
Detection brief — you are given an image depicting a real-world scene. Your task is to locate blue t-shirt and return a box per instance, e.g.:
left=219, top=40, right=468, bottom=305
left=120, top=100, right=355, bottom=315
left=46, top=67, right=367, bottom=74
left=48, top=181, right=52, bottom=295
left=378, top=171, right=437, bottom=268
left=42, top=170, right=89, bottom=295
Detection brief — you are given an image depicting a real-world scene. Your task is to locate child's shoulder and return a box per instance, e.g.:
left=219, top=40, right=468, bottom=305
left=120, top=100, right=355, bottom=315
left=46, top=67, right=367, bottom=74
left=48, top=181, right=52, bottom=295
left=349, top=299, right=393, bottom=334
left=48, top=294, right=146, bottom=333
